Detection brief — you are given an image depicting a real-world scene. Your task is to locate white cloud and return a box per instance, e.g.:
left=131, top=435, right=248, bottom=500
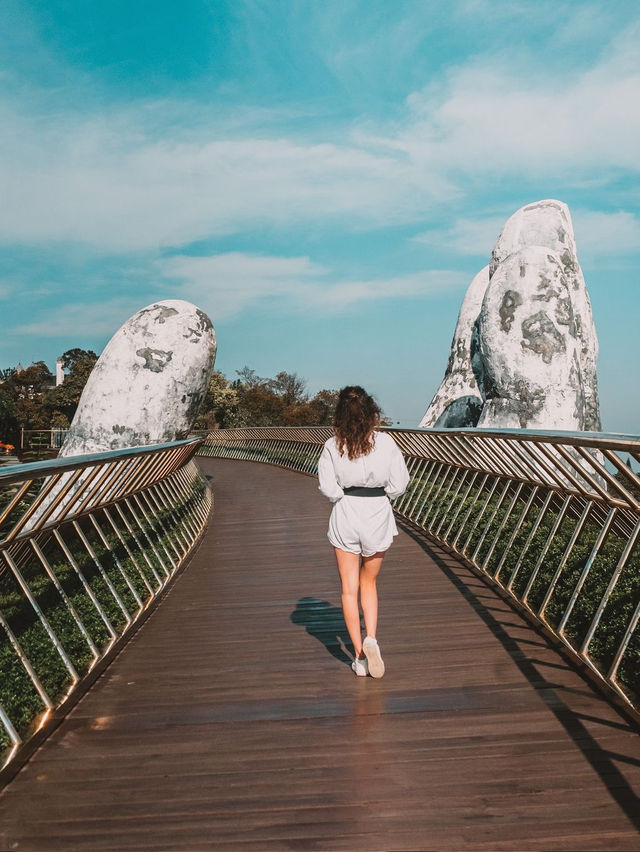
left=0, top=17, right=638, bottom=257
left=316, top=270, right=466, bottom=309
left=572, top=210, right=640, bottom=257
left=160, top=253, right=326, bottom=318
left=10, top=253, right=467, bottom=336
left=0, top=99, right=451, bottom=253
left=14, top=298, right=142, bottom=338
left=162, top=252, right=467, bottom=318
left=366, top=22, right=640, bottom=181
left=413, top=209, right=640, bottom=261
left=412, top=216, right=505, bottom=257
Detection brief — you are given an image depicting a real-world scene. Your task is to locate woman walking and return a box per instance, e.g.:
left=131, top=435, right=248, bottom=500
left=318, top=386, right=409, bottom=678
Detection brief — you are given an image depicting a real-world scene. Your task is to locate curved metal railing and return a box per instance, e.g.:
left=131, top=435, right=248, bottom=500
left=0, top=438, right=211, bottom=778
left=200, top=426, right=640, bottom=719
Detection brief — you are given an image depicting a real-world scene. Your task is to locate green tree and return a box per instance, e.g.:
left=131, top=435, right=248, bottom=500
left=194, top=371, right=240, bottom=430
left=235, top=386, right=286, bottom=426
left=194, top=368, right=372, bottom=429
left=272, top=371, right=308, bottom=407
left=10, top=362, right=53, bottom=397
left=14, top=396, right=50, bottom=431
left=0, top=368, right=16, bottom=383
left=8, top=362, right=54, bottom=430
left=50, top=410, right=71, bottom=428
left=282, top=402, right=316, bottom=425
left=0, top=389, right=18, bottom=444
left=308, top=389, right=339, bottom=425
left=234, top=366, right=267, bottom=389
left=44, top=349, right=98, bottom=421
left=61, top=348, right=99, bottom=378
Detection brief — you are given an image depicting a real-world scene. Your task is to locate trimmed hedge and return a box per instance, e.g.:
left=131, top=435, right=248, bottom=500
left=396, top=471, right=639, bottom=704
left=0, top=477, right=206, bottom=754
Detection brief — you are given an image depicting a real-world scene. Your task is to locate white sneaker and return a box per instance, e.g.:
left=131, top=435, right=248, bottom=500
left=363, top=636, right=385, bottom=678
left=351, top=657, right=368, bottom=677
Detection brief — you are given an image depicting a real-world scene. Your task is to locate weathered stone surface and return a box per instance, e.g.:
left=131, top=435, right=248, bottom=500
left=24, top=300, right=216, bottom=533
left=420, top=266, right=489, bottom=428
left=421, top=199, right=601, bottom=433
left=60, top=300, right=216, bottom=457
left=485, top=199, right=600, bottom=431
left=477, top=246, right=584, bottom=429
left=490, top=199, right=576, bottom=276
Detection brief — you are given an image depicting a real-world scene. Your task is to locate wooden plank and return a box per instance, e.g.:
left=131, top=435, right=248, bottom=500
left=0, top=457, right=638, bottom=851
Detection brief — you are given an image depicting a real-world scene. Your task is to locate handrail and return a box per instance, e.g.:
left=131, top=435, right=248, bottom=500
left=200, top=426, right=640, bottom=721
left=1, top=439, right=196, bottom=486
left=0, top=437, right=212, bottom=780
left=0, top=439, right=201, bottom=545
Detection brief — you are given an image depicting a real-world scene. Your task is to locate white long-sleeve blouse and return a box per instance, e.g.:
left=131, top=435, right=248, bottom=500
left=318, top=431, right=410, bottom=502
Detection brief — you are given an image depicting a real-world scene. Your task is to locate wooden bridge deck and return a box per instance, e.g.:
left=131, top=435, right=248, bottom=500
left=1, top=458, right=639, bottom=851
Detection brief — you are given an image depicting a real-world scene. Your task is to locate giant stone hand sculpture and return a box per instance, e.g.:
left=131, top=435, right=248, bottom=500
left=421, top=200, right=601, bottom=432
left=27, top=300, right=216, bottom=531
left=419, top=266, right=489, bottom=428
left=60, top=299, right=216, bottom=457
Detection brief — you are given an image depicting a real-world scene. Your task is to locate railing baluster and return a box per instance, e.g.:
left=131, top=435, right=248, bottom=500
left=538, top=501, right=593, bottom=620
left=481, top=481, right=525, bottom=572
left=111, top=504, right=163, bottom=590
left=29, top=539, right=100, bottom=660
left=88, top=515, right=144, bottom=610
left=443, top=470, right=479, bottom=542
left=580, top=517, right=640, bottom=656
left=52, top=528, right=118, bottom=640
left=1, top=551, right=79, bottom=684
left=123, top=497, right=171, bottom=580
left=0, top=703, right=20, bottom=749
left=72, top=521, right=132, bottom=624
left=492, top=485, right=538, bottom=582
left=102, top=507, right=155, bottom=597
left=461, top=477, right=500, bottom=556
left=0, top=608, right=53, bottom=710
left=471, top=479, right=512, bottom=564
left=415, top=463, right=446, bottom=526
left=507, top=491, right=555, bottom=591
left=405, top=460, right=437, bottom=519
left=522, top=495, right=573, bottom=605
left=424, top=467, right=461, bottom=531
left=0, top=437, right=210, bottom=774
left=435, top=468, right=472, bottom=538
left=558, top=508, right=617, bottom=636
left=453, top=473, right=489, bottom=550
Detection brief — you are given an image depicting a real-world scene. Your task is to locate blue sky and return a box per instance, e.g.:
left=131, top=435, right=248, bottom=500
left=1, top=0, right=639, bottom=429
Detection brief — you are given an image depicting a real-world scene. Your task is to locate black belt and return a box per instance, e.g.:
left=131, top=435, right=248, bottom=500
left=343, top=486, right=386, bottom=497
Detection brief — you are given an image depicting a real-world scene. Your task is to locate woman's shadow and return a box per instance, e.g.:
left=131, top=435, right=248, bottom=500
left=290, top=597, right=355, bottom=667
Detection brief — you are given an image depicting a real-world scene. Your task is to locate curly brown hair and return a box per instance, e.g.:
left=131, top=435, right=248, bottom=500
left=333, top=386, right=381, bottom=459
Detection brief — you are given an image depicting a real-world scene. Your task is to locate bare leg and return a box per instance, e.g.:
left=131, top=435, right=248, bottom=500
left=360, top=552, right=385, bottom=639
left=334, top=547, right=364, bottom=658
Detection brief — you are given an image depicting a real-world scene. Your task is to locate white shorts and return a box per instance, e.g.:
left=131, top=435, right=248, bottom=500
left=327, top=495, right=398, bottom=557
